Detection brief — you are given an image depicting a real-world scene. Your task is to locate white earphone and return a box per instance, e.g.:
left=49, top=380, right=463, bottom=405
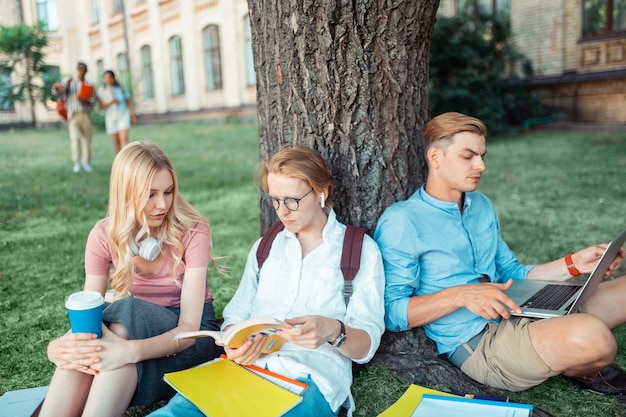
left=320, top=192, right=325, bottom=208
left=130, top=237, right=160, bottom=261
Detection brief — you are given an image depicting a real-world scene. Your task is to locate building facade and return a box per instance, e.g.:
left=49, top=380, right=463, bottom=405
left=0, top=0, right=256, bottom=126
left=3, top=1, right=626, bottom=126
left=439, top=0, right=626, bottom=124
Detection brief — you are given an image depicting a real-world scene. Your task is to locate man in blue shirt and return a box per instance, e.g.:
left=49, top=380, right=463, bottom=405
left=374, top=112, right=626, bottom=394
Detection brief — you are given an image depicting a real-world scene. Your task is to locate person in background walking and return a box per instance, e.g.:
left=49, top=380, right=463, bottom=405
left=98, top=70, right=137, bottom=155
left=53, top=62, right=97, bottom=173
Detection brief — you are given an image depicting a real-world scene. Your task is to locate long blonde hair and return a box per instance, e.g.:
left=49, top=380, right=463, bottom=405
left=107, top=141, right=213, bottom=296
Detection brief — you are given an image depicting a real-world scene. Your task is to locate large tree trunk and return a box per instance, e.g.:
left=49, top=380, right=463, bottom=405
left=248, top=0, right=436, bottom=233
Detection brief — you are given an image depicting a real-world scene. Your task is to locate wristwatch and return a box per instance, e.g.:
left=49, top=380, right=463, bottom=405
left=331, top=320, right=347, bottom=348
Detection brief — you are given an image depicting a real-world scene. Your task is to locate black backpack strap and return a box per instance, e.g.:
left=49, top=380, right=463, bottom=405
left=340, top=225, right=366, bottom=305
left=256, top=221, right=285, bottom=273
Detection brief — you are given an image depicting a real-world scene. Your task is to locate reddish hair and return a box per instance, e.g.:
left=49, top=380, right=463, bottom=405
left=260, top=144, right=335, bottom=210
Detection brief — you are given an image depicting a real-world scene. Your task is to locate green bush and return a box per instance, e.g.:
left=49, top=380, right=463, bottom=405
left=429, top=14, right=542, bottom=133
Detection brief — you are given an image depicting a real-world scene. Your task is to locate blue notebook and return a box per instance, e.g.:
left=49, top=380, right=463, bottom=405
left=412, top=393, right=533, bottom=417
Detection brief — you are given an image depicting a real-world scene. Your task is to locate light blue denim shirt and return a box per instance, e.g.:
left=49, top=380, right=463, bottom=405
left=374, top=185, right=534, bottom=354
left=112, top=85, right=129, bottom=112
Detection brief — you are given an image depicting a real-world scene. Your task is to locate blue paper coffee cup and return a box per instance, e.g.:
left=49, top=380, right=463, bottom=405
left=65, top=291, right=104, bottom=338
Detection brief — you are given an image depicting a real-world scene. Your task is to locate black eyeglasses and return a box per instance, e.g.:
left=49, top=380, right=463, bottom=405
left=264, top=188, right=314, bottom=211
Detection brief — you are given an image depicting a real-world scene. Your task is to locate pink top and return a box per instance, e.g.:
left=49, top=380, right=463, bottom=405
left=85, top=217, right=213, bottom=307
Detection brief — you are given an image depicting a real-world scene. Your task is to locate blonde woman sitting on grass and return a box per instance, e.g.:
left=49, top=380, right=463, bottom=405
left=39, top=141, right=223, bottom=417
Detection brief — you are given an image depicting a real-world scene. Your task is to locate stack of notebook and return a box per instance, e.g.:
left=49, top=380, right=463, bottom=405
left=163, top=357, right=306, bottom=417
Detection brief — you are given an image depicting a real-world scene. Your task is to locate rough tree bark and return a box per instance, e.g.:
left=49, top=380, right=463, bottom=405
left=248, top=0, right=434, bottom=234
left=246, top=2, right=555, bottom=416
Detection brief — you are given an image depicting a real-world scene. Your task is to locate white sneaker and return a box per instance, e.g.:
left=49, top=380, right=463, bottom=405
left=81, top=162, right=93, bottom=173
left=72, top=162, right=80, bottom=173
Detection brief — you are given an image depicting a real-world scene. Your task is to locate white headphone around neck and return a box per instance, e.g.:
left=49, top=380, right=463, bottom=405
left=130, top=237, right=160, bottom=261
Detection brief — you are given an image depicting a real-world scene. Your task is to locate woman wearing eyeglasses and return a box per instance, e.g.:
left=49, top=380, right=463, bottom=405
left=150, top=145, right=385, bottom=417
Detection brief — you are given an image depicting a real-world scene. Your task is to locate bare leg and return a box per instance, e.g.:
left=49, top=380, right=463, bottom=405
left=41, top=323, right=139, bottom=417
left=111, top=133, right=122, bottom=155
left=80, top=322, right=137, bottom=417
left=529, top=275, right=626, bottom=376
left=81, top=364, right=138, bottom=417
left=579, top=275, right=626, bottom=329
left=529, top=313, right=616, bottom=376
left=38, top=369, right=94, bottom=417
left=118, top=129, right=130, bottom=151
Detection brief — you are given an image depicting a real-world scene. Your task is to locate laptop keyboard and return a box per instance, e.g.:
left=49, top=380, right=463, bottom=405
left=521, top=284, right=581, bottom=310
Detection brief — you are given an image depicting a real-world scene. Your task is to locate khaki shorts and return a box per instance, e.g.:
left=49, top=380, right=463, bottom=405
left=460, top=317, right=559, bottom=391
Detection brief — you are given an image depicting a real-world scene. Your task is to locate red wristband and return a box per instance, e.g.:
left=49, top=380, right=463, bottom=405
left=565, top=253, right=580, bottom=276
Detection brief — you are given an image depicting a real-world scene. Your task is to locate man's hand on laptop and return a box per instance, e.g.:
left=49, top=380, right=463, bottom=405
left=573, top=244, right=625, bottom=277
left=455, top=278, right=522, bottom=320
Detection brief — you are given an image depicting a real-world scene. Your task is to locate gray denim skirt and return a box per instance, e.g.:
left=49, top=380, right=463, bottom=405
left=103, top=297, right=223, bottom=406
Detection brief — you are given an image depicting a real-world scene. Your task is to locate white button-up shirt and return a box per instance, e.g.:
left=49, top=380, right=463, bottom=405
left=222, top=209, right=385, bottom=414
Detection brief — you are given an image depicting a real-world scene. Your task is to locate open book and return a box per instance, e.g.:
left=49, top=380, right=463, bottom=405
left=163, top=357, right=305, bottom=417
left=96, top=86, right=113, bottom=106
left=174, top=316, right=292, bottom=354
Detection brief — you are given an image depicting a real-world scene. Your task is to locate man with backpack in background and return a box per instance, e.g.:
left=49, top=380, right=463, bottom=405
left=54, top=61, right=97, bottom=173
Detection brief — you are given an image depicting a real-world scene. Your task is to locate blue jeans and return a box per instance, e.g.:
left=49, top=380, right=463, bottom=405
left=148, top=376, right=339, bottom=417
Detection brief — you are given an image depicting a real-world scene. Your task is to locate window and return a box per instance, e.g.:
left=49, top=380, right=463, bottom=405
left=116, top=52, right=130, bottom=90
left=36, top=0, right=59, bottom=31
left=456, top=0, right=510, bottom=17
left=244, top=15, right=256, bottom=86
left=583, top=0, right=626, bottom=38
left=0, top=67, right=14, bottom=111
left=112, top=0, right=122, bottom=14
left=141, top=45, right=155, bottom=99
left=202, top=25, right=223, bottom=90
left=92, top=0, right=100, bottom=23
left=169, top=35, right=185, bottom=95
left=46, top=65, right=61, bottom=83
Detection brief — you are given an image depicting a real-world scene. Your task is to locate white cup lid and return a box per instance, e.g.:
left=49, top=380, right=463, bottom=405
left=65, top=291, right=104, bottom=310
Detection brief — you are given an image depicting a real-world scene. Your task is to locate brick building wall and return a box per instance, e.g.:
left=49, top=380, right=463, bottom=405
left=438, top=0, right=626, bottom=124
left=510, top=1, right=567, bottom=76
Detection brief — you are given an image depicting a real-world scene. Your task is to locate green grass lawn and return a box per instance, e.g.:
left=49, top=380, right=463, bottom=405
left=1, top=121, right=625, bottom=416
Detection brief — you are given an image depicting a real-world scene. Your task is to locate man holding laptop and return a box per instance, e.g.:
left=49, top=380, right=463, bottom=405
left=374, top=112, right=626, bottom=394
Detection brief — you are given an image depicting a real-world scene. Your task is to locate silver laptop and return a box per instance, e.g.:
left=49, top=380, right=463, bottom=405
left=504, top=228, right=626, bottom=319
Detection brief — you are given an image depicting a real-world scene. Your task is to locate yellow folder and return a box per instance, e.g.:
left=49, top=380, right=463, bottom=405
left=163, top=358, right=303, bottom=417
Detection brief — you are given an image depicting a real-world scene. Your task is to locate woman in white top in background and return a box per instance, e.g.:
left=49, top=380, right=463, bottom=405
left=98, top=70, right=137, bottom=155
